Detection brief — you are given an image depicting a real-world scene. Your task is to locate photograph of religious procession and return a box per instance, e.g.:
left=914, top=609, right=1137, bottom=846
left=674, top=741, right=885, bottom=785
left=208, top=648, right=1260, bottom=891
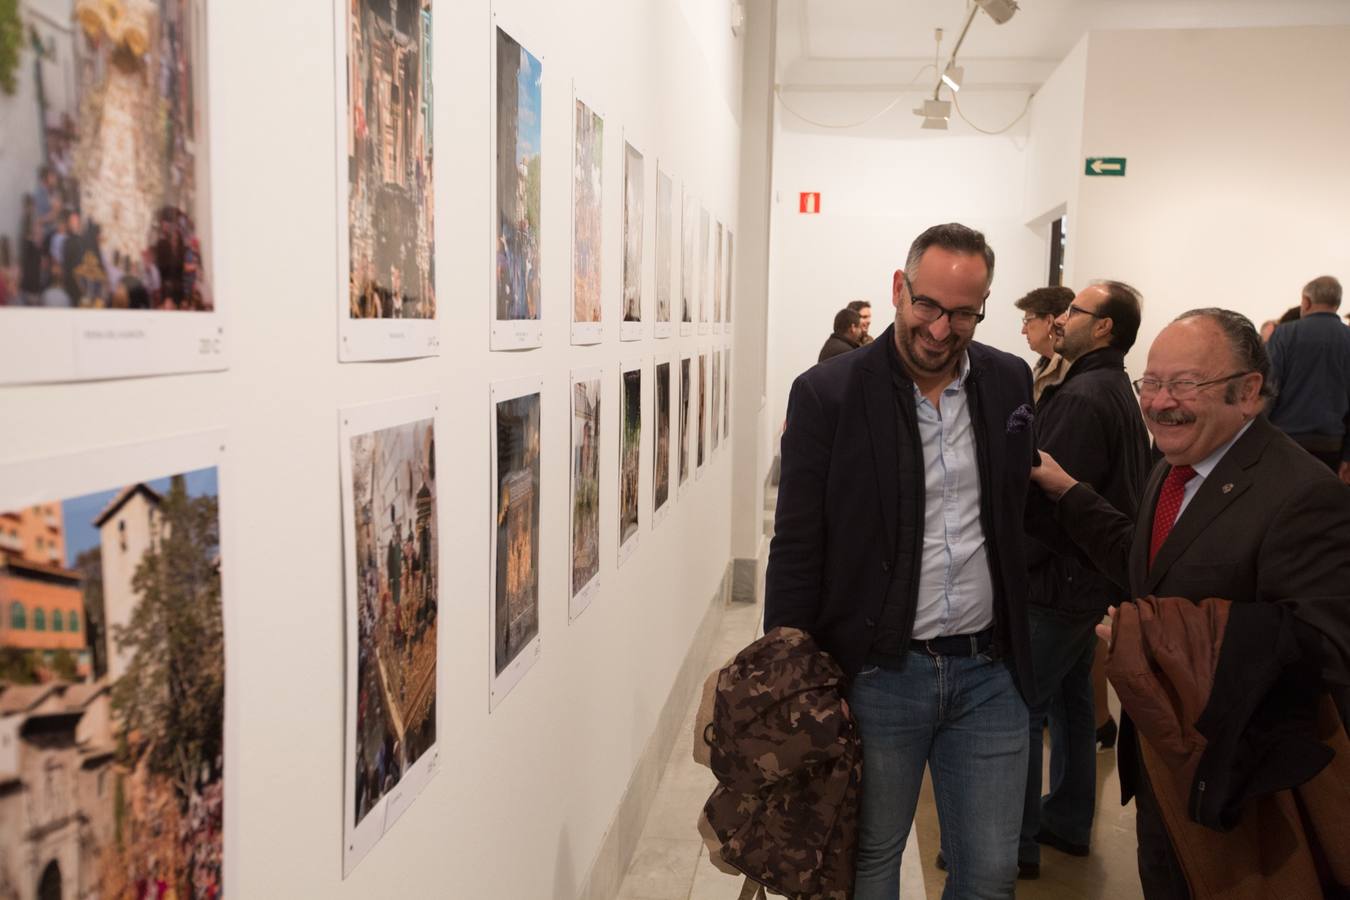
left=621, top=143, right=644, bottom=329
left=570, top=375, right=601, bottom=613
left=655, top=168, right=672, bottom=329
left=654, top=361, right=671, bottom=516
left=344, top=0, right=435, bottom=321
left=495, top=28, right=542, bottom=325
left=0, top=0, right=211, bottom=312
left=619, top=367, right=641, bottom=558
left=678, top=357, right=691, bottom=486
left=680, top=192, right=695, bottom=327
left=572, top=99, right=603, bottom=332
left=697, top=352, right=707, bottom=469
left=0, top=467, right=224, bottom=899
left=493, top=390, right=540, bottom=686
left=347, top=417, right=437, bottom=841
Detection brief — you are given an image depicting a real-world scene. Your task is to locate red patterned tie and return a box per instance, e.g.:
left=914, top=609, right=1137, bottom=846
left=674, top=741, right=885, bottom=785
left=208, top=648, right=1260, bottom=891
left=1148, top=464, right=1197, bottom=567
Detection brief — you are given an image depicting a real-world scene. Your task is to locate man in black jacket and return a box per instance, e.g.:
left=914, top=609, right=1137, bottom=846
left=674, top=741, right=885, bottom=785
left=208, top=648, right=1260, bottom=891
left=818, top=307, right=863, bottom=362
left=1019, top=281, right=1151, bottom=871
left=767, top=223, right=1037, bottom=899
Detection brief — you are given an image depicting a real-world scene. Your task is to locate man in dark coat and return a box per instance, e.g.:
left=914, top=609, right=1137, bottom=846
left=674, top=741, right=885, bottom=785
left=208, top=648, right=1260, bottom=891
left=1019, top=281, right=1151, bottom=871
left=1031, top=308, right=1350, bottom=899
left=817, top=307, right=863, bottom=362
left=767, top=223, right=1038, bottom=899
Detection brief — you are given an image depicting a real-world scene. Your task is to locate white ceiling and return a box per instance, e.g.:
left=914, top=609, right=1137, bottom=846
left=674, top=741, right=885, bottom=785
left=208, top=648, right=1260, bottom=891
left=780, top=0, right=1350, bottom=86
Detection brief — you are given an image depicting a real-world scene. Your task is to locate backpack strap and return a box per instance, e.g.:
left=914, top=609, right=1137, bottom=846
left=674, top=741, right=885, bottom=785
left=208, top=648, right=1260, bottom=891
left=737, top=876, right=767, bottom=900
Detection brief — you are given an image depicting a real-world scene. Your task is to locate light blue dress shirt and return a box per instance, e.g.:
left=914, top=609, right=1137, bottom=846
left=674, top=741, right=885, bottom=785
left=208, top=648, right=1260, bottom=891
left=909, top=352, right=996, bottom=640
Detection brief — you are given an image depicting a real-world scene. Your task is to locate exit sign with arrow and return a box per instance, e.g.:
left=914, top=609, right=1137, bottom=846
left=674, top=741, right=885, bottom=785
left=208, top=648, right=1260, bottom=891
left=1085, top=157, right=1126, bottom=176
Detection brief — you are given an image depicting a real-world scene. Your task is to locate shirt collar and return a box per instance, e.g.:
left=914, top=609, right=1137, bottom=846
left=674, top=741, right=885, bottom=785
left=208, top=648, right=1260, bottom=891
left=1191, top=418, right=1255, bottom=481
left=909, top=350, right=971, bottom=399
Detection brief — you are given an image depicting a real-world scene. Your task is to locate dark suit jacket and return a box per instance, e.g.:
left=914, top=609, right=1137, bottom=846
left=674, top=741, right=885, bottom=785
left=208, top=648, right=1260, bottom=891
left=765, top=325, right=1038, bottom=696
left=1056, top=415, right=1350, bottom=798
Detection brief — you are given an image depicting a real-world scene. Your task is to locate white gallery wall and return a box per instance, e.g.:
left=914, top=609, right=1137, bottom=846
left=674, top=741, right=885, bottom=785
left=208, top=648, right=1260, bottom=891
left=1067, top=25, right=1350, bottom=375
left=0, top=1, right=747, bottom=898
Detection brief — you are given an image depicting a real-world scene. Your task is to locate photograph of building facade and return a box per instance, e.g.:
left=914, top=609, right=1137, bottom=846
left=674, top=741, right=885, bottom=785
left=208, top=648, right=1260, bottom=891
left=619, top=368, right=641, bottom=549
left=570, top=377, right=601, bottom=601
left=679, top=193, right=695, bottom=325
left=655, top=168, right=672, bottom=325
left=0, top=0, right=212, bottom=312
left=494, top=392, right=540, bottom=676
left=571, top=100, right=603, bottom=327
left=345, top=0, right=435, bottom=321
left=349, top=418, right=438, bottom=832
left=678, top=357, right=691, bottom=485
left=654, top=362, right=671, bottom=513
left=621, top=143, right=644, bottom=325
left=0, top=468, right=224, bottom=900
left=495, top=28, right=542, bottom=323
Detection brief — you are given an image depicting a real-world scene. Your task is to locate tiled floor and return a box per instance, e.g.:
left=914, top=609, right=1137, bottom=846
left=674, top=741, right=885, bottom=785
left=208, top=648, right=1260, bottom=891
left=617, top=591, right=1142, bottom=900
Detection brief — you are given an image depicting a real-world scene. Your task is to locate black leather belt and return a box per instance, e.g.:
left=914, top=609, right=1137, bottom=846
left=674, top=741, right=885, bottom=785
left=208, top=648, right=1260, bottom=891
left=911, top=627, right=994, bottom=657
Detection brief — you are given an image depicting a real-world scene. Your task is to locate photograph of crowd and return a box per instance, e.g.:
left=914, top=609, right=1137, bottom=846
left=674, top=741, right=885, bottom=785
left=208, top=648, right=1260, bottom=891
left=0, top=0, right=212, bottom=312
left=655, top=168, right=672, bottom=326
left=570, top=377, right=601, bottom=602
left=713, top=221, right=723, bottom=325
left=494, top=392, right=540, bottom=676
left=572, top=99, right=603, bottom=327
left=619, top=368, right=641, bottom=550
left=622, top=142, right=644, bottom=325
left=678, top=357, right=691, bottom=485
left=654, top=361, right=671, bottom=514
left=680, top=192, right=695, bottom=325
left=349, top=418, right=438, bottom=835
left=495, top=28, right=542, bottom=323
left=697, top=353, right=707, bottom=468
left=345, top=0, right=435, bottom=321
left=711, top=351, right=721, bottom=451
left=0, top=467, right=224, bottom=898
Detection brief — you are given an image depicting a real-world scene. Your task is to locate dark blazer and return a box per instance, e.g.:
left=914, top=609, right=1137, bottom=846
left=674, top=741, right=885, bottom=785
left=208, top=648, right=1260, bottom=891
left=1027, top=346, right=1150, bottom=614
left=765, top=325, right=1038, bottom=696
left=817, top=333, right=859, bottom=363
left=1056, top=415, right=1350, bottom=797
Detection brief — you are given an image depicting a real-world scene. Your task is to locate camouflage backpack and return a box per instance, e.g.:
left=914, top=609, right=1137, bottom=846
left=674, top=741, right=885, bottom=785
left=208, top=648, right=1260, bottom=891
left=700, top=626, right=862, bottom=900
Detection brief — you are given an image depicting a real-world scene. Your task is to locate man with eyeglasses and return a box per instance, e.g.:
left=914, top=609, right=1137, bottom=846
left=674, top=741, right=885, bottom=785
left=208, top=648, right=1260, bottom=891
left=1030, top=309, right=1350, bottom=899
left=766, top=223, right=1040, bottom=899
left=1017, top=281, right=1151, bottom=876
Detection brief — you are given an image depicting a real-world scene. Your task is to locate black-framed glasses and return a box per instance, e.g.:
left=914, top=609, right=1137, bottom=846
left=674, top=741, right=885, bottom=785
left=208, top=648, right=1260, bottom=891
left=1065, top=304, right=1105, bottom=319
left=903, top=275, right=986, bottom=331
left=1132, top=372, right=1252, bottom=400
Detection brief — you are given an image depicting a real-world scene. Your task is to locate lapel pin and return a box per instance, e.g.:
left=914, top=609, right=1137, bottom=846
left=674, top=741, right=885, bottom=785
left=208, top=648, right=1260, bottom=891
left=1221, top=483, right=1234, bottom=494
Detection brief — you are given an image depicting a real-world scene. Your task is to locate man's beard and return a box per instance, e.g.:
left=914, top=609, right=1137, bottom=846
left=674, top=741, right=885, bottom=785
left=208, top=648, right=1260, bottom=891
left=896, top=318, right=967, bottom=374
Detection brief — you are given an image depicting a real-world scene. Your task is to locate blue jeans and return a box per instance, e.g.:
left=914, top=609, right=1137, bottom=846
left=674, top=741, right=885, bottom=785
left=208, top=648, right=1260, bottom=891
left=1019, top=606, right=1101, bottom=864
left=849, top=649, right=1029, bottom=900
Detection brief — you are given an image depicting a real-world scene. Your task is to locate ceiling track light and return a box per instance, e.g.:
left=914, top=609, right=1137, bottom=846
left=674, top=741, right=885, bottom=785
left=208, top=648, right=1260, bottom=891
left=975, top=0, right=1019, bottom=26
left=941, top=63, right=964, bottom=93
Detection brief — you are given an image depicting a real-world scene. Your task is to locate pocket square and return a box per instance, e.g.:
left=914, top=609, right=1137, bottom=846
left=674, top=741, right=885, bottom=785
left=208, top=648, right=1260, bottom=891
left=1006, top=403, right=1034, bottom=434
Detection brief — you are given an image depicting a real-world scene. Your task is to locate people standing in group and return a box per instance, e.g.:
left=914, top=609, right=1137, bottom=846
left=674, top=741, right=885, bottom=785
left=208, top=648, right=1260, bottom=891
left=1018, top=280, right=1151, bottom=876
left=817, top=307, right=864, bottom=362
left=1030, top=308, right=1350, bottom=899
left=769, top=223, right=1038, bottom=899
left=849, top=299, right=875, bottom=344
left=1014, top=286, right=1074, bottom=402
left=1265, top=276, right=1350, bottom=483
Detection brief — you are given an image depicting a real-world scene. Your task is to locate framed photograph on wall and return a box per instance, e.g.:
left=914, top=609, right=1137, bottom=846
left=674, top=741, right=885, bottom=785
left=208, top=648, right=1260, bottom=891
left=725, top=229, right=734, bottom=334
left=0, top=431, right=228, bottom=894
left=490, top=377, right=543, bottom=708
left=490, top=21, right=544, bottom=351
left=678, top=354, right=692, bottom=492
left=340, top=395, right=440, bottom=875
left=617, top=360, right=642, bottom=567
left=723, top=346, right=731, bottom=437
left=654, top=166, right=673, bottom=339
left=620, top=141, right=644, bottom=342
left=696, top=351, right=707, bottom=476
left=571, top=89, right=604, bottom=346
left=711, top=350, right=721, bottom=454
left=713, top=220, right=723, bottom=329
left=0, top=0, right=225, bottom=384
left=569, top=369, right=602, bottom=619
left=335, top=0, right=438, bottom=362
left=697, top=207, right=710, bottom=335
left=652, top=357, right=672, bottom=526
left=679, top=189, right=695, bottom=337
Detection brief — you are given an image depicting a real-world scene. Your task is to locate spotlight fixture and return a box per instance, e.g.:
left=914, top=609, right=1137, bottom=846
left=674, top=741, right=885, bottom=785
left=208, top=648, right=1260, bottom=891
left=941, top=63, right=964, bottom=92
left=974, top=0, right=1019, bottom=25
left=920, top=117, right=949, bottom=130
left=912, top=98, right=951, bottom=129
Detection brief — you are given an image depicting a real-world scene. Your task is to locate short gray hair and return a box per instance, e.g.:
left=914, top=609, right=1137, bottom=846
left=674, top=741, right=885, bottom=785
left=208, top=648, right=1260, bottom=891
left=1302, top=275, right=1342, bottom=310
left=905, top=223, right=995, bottom=292
left=1174, top=308, right=1276, bottom=402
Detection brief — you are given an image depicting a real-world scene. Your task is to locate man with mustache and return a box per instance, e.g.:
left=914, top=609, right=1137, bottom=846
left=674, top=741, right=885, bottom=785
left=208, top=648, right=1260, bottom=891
left=767, top=223, right=1039, bottom=899
left=1030, top=309, right=1350, bottom=898
left=1017, top=282, right=1150, bottom=874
